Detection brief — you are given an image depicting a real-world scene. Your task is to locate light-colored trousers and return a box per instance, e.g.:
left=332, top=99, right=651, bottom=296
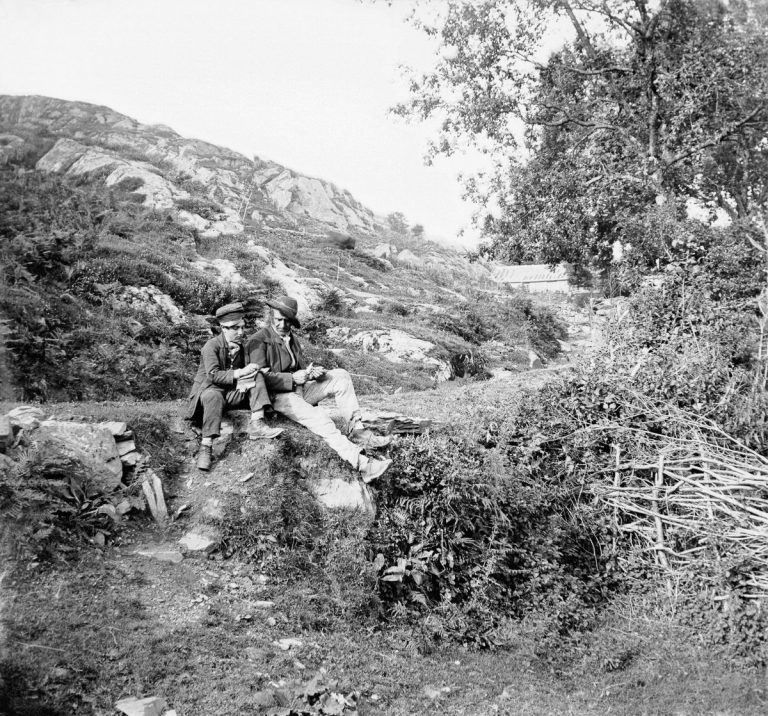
left=272, top=368, right=363, bottom=468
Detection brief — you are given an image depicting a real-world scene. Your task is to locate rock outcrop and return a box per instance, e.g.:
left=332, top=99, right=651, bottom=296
left=0, top=95, right=381, bottom=236
left=326, top=326, right=452, bottom=381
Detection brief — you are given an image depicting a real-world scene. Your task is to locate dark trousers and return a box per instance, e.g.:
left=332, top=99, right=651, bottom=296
left=200, top=373, right=271, bottom=438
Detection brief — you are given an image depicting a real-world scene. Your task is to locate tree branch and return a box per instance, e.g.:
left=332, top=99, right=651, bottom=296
left=503, top=48, right=629, bottom=75
left=666, top=106, right=767, bottom=168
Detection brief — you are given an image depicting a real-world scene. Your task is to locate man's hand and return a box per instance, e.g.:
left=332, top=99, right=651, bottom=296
left=307, top=364, right=326, bottom=380
left=292, top=369, right=309, bottom=386
left=234, top=363, right=259, bottom=380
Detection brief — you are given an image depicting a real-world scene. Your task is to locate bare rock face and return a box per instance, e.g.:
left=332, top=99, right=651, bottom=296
left=254, top=163, right=377, bottom=232
left=1, top=95, right=379, bottom=236
left=37, top=138, right=186, bottom=210
left=327, top=327, right=452, bottom=381
left=244, top=243, right=328, bottom=318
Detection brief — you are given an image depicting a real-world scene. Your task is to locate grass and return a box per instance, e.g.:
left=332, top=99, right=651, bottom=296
left=4, top=539, right=766, bottom=715
left=3, top=386, right=768, bottom=715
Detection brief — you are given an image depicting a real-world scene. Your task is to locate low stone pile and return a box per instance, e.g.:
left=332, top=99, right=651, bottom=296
left=0, top=405, right=168, bottom=527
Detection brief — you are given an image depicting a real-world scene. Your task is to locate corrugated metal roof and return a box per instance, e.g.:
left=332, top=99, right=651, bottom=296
left=491, top=263, right=569, bottom=284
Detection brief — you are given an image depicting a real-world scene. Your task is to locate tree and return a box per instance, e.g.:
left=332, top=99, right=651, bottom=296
left=397, top=0, right=768, bottom=270
left=387, top=211, right=409, bottom=234
left=411, top=223, right=425, bottom=239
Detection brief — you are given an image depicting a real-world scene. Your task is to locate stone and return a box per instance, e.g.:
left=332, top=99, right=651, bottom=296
left=372, top=243, right=397, bottom=261
left=246, top=245, right=325, bottom=318
left=190, top=257, right=247, bottom=286
left=141, top=471, right=168, bottom=523
left=202, top=498, right=224, bottom=521
left=343, top=329, right=450, bottom=379
left=423, top=686, right=451, bottom=699
left=311, top=477, right=375, bottom=516
left=6, top=405, right=45, bottom=430
left=116, top=286, right=185, bottom=324
left=120, top=450, right=140, bottom=467
left=360, top=411, right=431, bottom=435
left=0, top=415, right=12, bottom=450
left=557, top=339, right=573, bottom=353
left=178, top=528, right=220, bottom=553
left=528, top=350, right=543, bottom=369
left=253, top=600, right=275, bottom=609
left=273, top=638, right=303, bottom=651
left=101, top=421, right=129, bottom=437
left=116, top=439, right=137, bottom=456
left=115, top=696, right=168, bottom=716
left=134, top=544, right=183, bottom=564
left=35, top=420, right=123, bottom=490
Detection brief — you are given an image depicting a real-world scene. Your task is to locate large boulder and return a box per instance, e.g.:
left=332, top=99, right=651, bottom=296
left=34, top=420, right=123, bottom=491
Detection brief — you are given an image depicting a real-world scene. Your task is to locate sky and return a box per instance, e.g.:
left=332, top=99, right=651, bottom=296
left=0, top=0, right=489, bottom=247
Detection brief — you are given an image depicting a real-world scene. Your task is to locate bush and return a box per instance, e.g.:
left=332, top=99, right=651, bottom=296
left=431, top=294, right=566, bottom=358
left=369, top=428, right=614, bottom=645
left=316, top=287, right=350, bottom=316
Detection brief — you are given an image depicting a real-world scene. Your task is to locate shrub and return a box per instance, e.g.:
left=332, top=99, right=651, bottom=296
left=369, top=428, right=615, bottom=644
left=316, top=287, right=349, bottom=316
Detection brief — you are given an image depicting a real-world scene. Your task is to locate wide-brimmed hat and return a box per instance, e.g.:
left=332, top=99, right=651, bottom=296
left=266, top=296, right=301, bottom=328
left=215, top=301, right=245, bottom=326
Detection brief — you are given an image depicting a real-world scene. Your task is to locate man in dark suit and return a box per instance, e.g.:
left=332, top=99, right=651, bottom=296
left=245, top=296, right=391, bottom=483
left=185, top=301, right=282, bottom=471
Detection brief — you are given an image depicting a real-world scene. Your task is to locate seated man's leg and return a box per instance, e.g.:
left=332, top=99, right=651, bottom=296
left=273, top=391, right=361, bottom=468
left=200, top=387, right=227, bottom=439
left=198, top=386, right=226, bottom=471
left=246, top=371, right=272, bottom=413
left=302, top=369, right=361, bottom=425
left=302, top=369, right=391, bottom=449
left=217, top=375, right=281, bottom=440
left=244, top=373, right=282, bottom=439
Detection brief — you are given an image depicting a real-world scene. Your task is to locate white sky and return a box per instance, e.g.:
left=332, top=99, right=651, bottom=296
left=0, top=0, right=487, bottom=247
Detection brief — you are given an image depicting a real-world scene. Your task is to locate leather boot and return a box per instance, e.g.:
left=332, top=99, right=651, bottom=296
left=197, top=445, right=213, bottom=471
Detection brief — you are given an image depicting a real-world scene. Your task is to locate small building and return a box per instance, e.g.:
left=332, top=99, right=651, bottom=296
left=490, top=263, right=571, bottom=293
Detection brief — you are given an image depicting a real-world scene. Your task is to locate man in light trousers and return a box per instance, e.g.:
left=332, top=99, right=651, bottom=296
left=245, top=296, right=391, bottom=482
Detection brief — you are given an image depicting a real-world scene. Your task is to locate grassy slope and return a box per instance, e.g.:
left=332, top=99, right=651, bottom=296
left=0, top=157, right=561, bottom=404
left=2, top=380, right=766, bottom=715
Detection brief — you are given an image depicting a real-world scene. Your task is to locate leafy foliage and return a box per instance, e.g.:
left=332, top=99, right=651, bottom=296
left=399, top=0, right=768, bottom=272
left=370, top=430, right=614, bottom=645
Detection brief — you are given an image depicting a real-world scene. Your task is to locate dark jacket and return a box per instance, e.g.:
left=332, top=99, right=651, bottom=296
left=184, top=332, right=245, bottom=420
left=245, top=325, right=307, bottom=395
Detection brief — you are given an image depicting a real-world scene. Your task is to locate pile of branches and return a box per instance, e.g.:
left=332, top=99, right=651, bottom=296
left=591, top=401, right=768, bottom=599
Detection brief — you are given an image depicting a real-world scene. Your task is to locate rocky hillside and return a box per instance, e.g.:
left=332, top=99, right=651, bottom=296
left=0, top=95, right=380, bottom=237
left=0, top=95, right=573, bottom=403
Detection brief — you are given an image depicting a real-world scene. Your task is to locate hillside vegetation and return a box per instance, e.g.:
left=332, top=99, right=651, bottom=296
left=0, top=97, right=567, bottom=402
left=4, top=89, right=768, bottom=715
